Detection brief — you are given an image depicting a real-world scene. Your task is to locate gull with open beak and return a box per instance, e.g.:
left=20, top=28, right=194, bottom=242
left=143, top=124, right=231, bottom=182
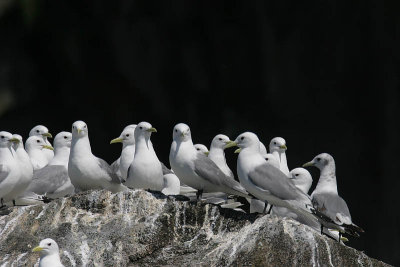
left=25, top=136, right=54, bottom=170
left=169, top=123, right=249, bottom=199
left=269, top=137, right=290, bottom=176
left=29, top=125, right=54, bottom=163
left=32, top=238, right=64, bottom=267
left=110, top=125, right=137, bottom=181
left=68, top=120, right=127, bottom=193
left=0, top=131, right=22, bottom=207
left=125, top=121, right=164, bottom=190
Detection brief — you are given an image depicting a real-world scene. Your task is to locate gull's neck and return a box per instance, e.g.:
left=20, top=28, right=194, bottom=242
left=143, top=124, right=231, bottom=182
left=40, top=253, right=62, bottom=267
left=134, top=135, right=152, bottom=154
left=314, top=162, right=338, bottom=194
left=208, top=147, right=227, bottom=166
left=49, top=146, right=70, bottom=166
left=120, top=144, right=135, bottom=178
left=71, top=136, right=92, bottom=158
left=170, top=138, right=195, bottom=159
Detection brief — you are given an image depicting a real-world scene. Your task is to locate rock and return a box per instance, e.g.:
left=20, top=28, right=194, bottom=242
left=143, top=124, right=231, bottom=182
left=0, top=190, right=390, bottom=267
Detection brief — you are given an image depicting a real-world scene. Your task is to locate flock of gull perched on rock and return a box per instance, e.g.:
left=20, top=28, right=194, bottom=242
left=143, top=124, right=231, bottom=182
left=0, top=120, right=364, bottom=266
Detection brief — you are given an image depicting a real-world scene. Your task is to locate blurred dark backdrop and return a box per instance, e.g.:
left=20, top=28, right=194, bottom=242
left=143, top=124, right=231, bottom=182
left=0, top=0, right=399, bottom=265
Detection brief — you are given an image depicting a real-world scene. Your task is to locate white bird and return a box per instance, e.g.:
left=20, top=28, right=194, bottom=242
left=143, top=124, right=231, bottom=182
left=32, top=238, right=64, bottom=267
left=194, top=144, right=209, bottom=156
left=68, top=120, right=127, bottom=193
left=269, top=137, right=290, bottom=176
left=259, top=142, right=268, bottom=158
left=289, top=167, right=313, bottom=195
left=25, top=136, right=54, bottom=170
left=230, top=132, right=315, bottom=221
left=26, top=132, right=75, bottom=199
left=1, top=134, right=33, bottom=205
left=208, top=134, right=235, bottom=180
left=125, top=122, right=164, bottom=190
left=110, top=125, right=137, bottom=181
left=169, top=123, right=248, bottom=199
left=303, top=153, right=364, bottom=235
left=161, top=162, right=181, bottom=195
left=0, top=132, right=21, bottom=207
left=29, top=125, right=54, bottom=164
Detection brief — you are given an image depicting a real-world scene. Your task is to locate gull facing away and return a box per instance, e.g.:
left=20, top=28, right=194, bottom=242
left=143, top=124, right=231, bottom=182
left=1, top=134, right=33, bottom=205
left=25, top=136, right=54, bottom=170
left=125, top=122, right=164, bottom=191
left=26, top=132, right=75, bottom=199
left=209, top=134, right=235, bottom=180
left=110, top=125, right=137, bottom=181
left=269, top=137, right=290, bottom=176
left=32, top=238, right=64, bottom=267
left=161, top=162, right=181, bottom=195
left=194, top=144, right=209, bottom=156
left=68, top=120, right=127, bottom=193
left=29, top=125, right=54, bottom=164
left=303, top=153, right=364, bottom=236
left=0, top=132, right=21, bottom=206
left=169, top=123, right=248, bottom=199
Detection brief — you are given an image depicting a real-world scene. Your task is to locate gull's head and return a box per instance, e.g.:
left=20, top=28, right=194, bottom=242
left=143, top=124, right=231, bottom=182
left=211, top=134, right=231, bottom=150
left=259, top=142, right=268, bottom=157
left=11, top=134, right=23, bottom=149
left=29, top=125, right=52, bottom=139
left=123, top=124, right=137, bottom=131
left=269, top=137, right=287, bottom=153
left=264, top=153, right=280, bottom=168
left=135, top=121, right=157, bottom=139
left=194, top=144, right=209, bottom=156
left=172, top=123, right=191, bottom=142
left=290, top=167, right=313, bottom=194
left=26, top=136, right=54, bottom=151
left=72, top=120, right=88, bottom=138
left=54, top=132, right=72, bottom=149
left=227, top=132, right=260, bottom=153
left=303, top=153, right=334, bottom=170
left=0, top=131, right=15, bottom=148
left=111, top=126, right=136, bottom=145
left=32, top=238, right=60, bottom=257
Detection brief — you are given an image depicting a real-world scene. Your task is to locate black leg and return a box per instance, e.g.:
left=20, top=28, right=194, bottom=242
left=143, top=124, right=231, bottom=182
left=12, top=199, right=16, bottom=206
left=262, top=202, right=267, bottom=213
left=338, top=232, right=342, bottom=243
left=320, top=225, right=324, bottom=235
left=0, top=198, right=3, bottom=208
left=267, top=205, right=273, bottom=214
left=196, top=189, right=203, bottom=201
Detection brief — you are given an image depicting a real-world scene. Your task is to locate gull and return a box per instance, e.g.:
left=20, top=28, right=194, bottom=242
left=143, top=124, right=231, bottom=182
left=110, top=125, right=137, bottom=181
left=209, top=134, right=235, bottom=180
left=125, top=122, right=164, bottom=190
left=0, top=132, right=21, bottom=207
left=29, top=125, right=54, bottom=163
left=32, top=238, right=64, bottom=267
left=25, top=136, right=54, bottom=170
left=68, top=120, right=127, bottom=193
left=26, top=132, right=75, bottom=199
left=194, top=144, right=209, bottom=156
left=269, top=137, right=290, bottom=176
left=229, top=132, right=318, bottom=223
left=1, top=134, right=33, bottom=205
left=169, top=123, right=248, bottom=199
left=259, top=142, right=268, bottom=158
left=303, top=153, right=364, bottom=236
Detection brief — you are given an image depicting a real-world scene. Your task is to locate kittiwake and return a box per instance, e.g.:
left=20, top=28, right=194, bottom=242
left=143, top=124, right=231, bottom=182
left=25, top=136, right=54, bottom=170
left=269, top=137, right=290, bottom=176
left=32, top=238, right=64, bottom=267
left=29, top=125, right=54, bottom=163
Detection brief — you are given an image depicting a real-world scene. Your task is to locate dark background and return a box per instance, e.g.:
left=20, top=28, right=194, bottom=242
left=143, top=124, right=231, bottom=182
left=0, top=0, right=399, bottom=265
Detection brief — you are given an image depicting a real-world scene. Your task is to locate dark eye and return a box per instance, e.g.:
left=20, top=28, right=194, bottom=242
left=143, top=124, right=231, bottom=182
left=36, top=130, right=40, bottom=133
left=139, top=127, right=143, bottom=130
left=36, top=140, right=40, bottom=143
left=47, top=243, right=51, bottom=246
left=0, top=136, right=3, bottom=139
left=218, top=138, right=222, bottom=141
left=175, top=129, right=177, bottom=132
left=64, top=136, right=68, bottom=139
left=84, top=125, right=87, bottom=128
left=72, top=126, right=75, bottom=129
left=274, top=142, right=276, bottom=145
left=295, top=174, right=299, bottom=176
left=240, top=136, right=244, bottom=140
left=317, top=158, right=321, bottom=162
left=196, top=148, right=200, bottom=151
left=266, top=158, right=269, bottom=161
left=126, top=134, right=130, bottom=137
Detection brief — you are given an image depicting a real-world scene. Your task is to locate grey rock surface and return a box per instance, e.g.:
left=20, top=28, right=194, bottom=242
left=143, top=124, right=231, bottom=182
left=0, top=190, right=390, bottom=267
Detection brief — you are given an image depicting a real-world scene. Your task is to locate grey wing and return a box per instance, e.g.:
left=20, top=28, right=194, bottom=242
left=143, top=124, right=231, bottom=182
left=97, top=157, right=123, bottom=184
left=194, top=154, right=248, bottom=195
left=312, top=193, right=351, bottom=221
left=161, top=162, right=173, bottom=175
left=0, top=164, right=10, bottom=184
left=111, top=159, right=120, bottom=174
left=29, top=165, right=69, bottom=194
left=248, top=163, right=307, bottom=201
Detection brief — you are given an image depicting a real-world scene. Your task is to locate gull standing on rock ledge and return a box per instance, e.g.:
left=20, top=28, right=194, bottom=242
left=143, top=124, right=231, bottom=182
left=29, top=125, right=54, bottom=164
left=169, top=123, right=249, bottom=199
left=68, top=120, right=127, bottom=193
left=125, top=122, right=164, bottom=191
left=208, top=134, right=235, bottom=180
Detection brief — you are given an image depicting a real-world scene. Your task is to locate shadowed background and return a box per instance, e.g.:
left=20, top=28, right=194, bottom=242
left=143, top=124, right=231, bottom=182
left=0, top=1, right=399, bottom=265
